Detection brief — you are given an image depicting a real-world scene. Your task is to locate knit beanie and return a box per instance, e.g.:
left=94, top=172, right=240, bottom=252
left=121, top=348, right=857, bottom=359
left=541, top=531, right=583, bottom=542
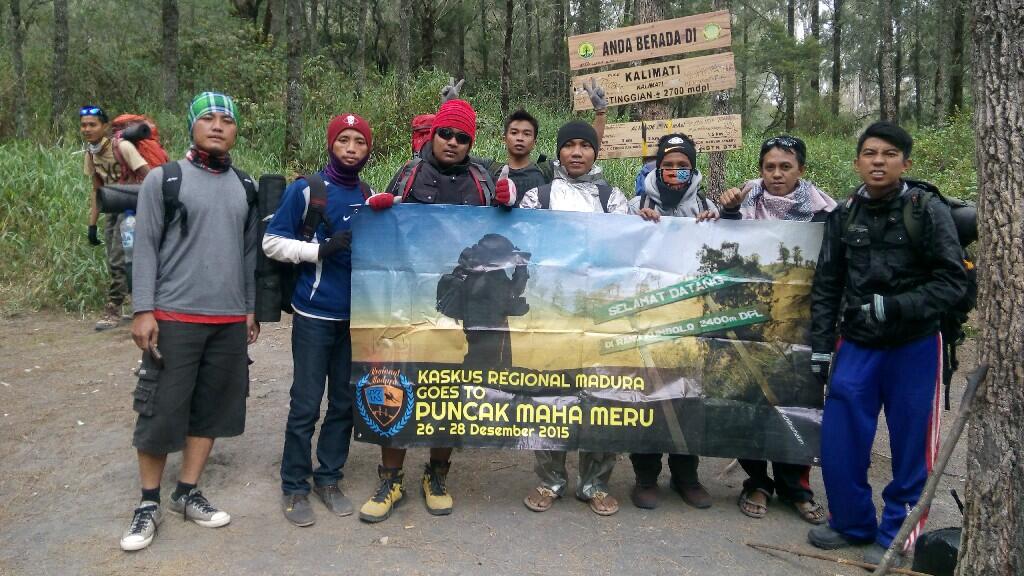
left=324, top=113, right=373, bottom=186
left=327, top=113, right=373, bottom=152
left=557, top=121, right=600, bottom=154
left=656, top=133, right=697, bottom=168
left=431, top=99, right=477, bottom=142
left=188, top=92, right=238, bottom=137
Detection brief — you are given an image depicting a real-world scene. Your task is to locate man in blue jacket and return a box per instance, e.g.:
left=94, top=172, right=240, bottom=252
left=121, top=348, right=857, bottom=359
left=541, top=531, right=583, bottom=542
left=263, top=113, right=375, bottom=527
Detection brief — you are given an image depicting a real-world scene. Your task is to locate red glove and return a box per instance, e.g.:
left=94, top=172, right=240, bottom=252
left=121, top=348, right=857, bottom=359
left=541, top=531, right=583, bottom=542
left=367, top=193, right=395, bottom=211
left=494, top=165, right=517, bottom=207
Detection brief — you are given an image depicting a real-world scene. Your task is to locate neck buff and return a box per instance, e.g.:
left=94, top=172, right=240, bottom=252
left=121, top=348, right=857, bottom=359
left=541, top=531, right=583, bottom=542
left=186, top=145, right=232, bottom=173
left=88, top=137, right=109, bottom=155
left=741, top=178, right=837, bottom=221
left=323, top=152, right=367, bottom=187
left=655, top=167, right=693, bottom=210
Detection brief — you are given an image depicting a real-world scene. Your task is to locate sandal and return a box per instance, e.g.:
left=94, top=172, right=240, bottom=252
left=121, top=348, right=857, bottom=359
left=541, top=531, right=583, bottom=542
left=790, top=499, right=827, bottom=525
left=588, top=491, right=619, bottom=516
left=524, top=486, right=559, bottom=512
left=738, top=488, right=770, bottom=519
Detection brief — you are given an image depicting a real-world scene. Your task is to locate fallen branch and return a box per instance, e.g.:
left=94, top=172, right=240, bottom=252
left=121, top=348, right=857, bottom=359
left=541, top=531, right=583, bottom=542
left=745, top=542, right=931, bottom=576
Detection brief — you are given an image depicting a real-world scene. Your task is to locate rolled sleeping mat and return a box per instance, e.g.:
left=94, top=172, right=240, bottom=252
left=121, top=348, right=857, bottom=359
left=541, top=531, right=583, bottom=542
left=98, top=184, right=140, bottom=213
left=255, top=173, right=287, bottom=323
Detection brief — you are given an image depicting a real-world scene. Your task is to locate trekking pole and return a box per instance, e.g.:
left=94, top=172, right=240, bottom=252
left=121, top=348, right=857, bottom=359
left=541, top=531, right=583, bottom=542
left=873, top=362, right=989, bottom=576
left=745, top=542, right=931, bottom=576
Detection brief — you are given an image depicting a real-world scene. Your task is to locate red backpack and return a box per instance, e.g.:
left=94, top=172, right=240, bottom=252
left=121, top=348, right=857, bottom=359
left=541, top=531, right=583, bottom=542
left=411, top=114, right=435, bottom=154
left=111, top=114, right=170, bottom=182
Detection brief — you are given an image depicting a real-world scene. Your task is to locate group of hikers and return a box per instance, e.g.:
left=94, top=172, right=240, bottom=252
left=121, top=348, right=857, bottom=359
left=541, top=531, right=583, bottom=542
left=79, top=77, right=971, bottom=570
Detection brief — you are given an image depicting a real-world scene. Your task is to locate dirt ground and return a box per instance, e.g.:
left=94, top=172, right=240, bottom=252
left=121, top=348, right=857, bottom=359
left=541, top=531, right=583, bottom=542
left=0, top=313, right=972, bottom=576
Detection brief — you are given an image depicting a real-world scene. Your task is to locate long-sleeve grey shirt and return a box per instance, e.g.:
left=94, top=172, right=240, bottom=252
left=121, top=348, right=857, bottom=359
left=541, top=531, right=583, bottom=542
left=132, top=160, right=257, bottom=316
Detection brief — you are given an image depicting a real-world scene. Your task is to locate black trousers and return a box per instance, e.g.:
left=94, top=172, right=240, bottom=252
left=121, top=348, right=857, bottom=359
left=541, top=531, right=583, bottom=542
left=738, top=459, right=813, bottom=503
left=629, top=453, right=700, bottom=487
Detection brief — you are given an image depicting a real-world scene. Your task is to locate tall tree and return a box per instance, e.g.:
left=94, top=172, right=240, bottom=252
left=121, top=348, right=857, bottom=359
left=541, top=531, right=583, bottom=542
left=947, top=0, right=966, bottom=115
left=878, top=0, right=898, bottom=121
left=808, top=0, right=820, bottom=94
left=525, top=0, right=535, bottom=83
left=784, top=0, right=795, bottom=130
left=893, top=0, right=903, bottom=119
left=707, top=0, right=733, bottom=202
left=355, top=0, right=368, bottom=95
left=455, top=0, right=466, bottom=80
left=10, top=0, right=27, bottom=138
left=534, top=0, right=543, bottom=90
left=417, top=0, right=435, bottom=68
left=500, top=0, right=513, bottom=115
left=284, top=0, right=304, bottom=166
left=633, top=0, right=670, bottom=120
left=161, top=0, right=179, bottom=110
left=398, top=0, right=411, bottom=101
left=309, top=0, right=319, bottom=52
left=830, top=0, right=843, bottom=116
left=957, top=0, right=1024, bottom=573
left=932, top=0, right=949, bottom=123
left=550, top=0, right=565, bottom=97
left=910, top=0, right=923, bottom=122
left=479, top=0, right=490, bottom=80
left=51, top=0, right=68, bottom=132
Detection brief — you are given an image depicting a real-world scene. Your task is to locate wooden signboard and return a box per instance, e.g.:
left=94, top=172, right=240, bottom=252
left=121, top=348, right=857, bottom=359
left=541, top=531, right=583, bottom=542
left=597, top=114, right=743, bottom=159
left=571, top=52, right=736, bottom=111
left=568, top=10, right=732, bottom=71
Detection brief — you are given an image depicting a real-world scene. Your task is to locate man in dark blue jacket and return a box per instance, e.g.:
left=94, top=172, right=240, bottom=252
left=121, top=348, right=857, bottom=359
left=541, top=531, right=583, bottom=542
left=263, top=113, right=375, bottom=527
left=807, top=122, right=967, bottom=567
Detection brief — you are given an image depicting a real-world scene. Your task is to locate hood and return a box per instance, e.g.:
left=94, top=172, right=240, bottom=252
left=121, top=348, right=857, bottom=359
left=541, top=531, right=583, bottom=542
left=642, top=168, right=704, bottom=206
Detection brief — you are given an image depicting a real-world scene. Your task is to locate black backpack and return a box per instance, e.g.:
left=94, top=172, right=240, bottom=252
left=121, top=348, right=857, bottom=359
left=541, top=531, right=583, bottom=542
left=843, top=180, right=978, bottom=409
left=534, top=182, right=615, bottom=213
left=158, top=161, right=257, bottom=246
left=436, top=267, right=468, bottom=320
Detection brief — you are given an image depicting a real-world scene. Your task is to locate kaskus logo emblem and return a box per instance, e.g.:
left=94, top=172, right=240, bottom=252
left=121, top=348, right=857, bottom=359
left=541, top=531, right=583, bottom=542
left=356, top=369, right=414, bottom=437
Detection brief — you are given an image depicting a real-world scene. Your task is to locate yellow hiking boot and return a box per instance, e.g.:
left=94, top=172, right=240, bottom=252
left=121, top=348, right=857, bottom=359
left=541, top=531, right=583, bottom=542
left=422, top=461, right=453, bottom=515
left=358, top=466, right=404, bottom=523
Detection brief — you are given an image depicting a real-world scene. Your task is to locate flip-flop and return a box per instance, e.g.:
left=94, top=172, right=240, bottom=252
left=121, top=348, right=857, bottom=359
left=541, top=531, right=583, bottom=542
left=524, top=486, right=559, bottom=512
left=790, top=499, right=827, bottom=525
left=588, top=492, right=619, bottom=516
left=738, top=488, right=770, bottom=519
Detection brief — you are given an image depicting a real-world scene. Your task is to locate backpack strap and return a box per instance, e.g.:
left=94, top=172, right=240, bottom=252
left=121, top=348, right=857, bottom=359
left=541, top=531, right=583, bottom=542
left=537, top=156, right=555, bottom=183
left=160, top=161, right=184, bottom=246
left=467, top=163, right=492, bottom=205
left=232, top=167, right=257, bottom=208
left=358, top=181, right=373, bottom=200
left=300, top=173, right=329, bottom=241
left=399, top=157, right=423, bottom=201
left=696, top=190, right=709, bottom=213
left=536, top=184, right=553, bottom=209
left=597, top=183, right=613, bottom=213
left=902, top=187, right=930, bottom=251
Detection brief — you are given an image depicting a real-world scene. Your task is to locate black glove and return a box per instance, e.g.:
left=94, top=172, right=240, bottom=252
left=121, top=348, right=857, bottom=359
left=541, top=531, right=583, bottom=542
left=859, top=294, right=901, bottom=323
left=88, top=225, right=101, bottom=246
left=318, top=230, right=351, bottom=259
left=810, top=352, right=832, bottom=388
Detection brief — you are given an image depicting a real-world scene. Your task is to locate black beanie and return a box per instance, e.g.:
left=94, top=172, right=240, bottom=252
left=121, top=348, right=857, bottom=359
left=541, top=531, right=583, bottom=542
left=557, top=121, right=600, bottom=154
left=656, top=133, right=697, bottom=168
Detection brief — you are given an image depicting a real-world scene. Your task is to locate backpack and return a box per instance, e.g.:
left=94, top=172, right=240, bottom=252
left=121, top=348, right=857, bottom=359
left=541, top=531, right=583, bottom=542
left=436, top=267, right=468, bottom=320
left=277, top=173, right=373, bottom=314
left=843, top=180, right=978, bottom=409
left=158, top=161, right=257, bottom=247
left=411, top=114, right=435, bottom=154
left=111, top=114, right=170, bottom=181
left=395, top=156, right=493, bottom=206
left=533, top=182, right=615, bottom=213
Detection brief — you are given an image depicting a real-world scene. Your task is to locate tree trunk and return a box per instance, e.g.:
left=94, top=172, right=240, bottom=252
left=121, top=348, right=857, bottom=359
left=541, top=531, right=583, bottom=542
left=355, top=0, right=368, bottom=95
left=480, top=0, right=490, bottom=81
left=51, top=0, right=68, bottom=132
left=418, top=0, right=434, bottom=69
left=10, top=0, right=26, bottom=138
left=633, top=0, right=670, bottom=120
left=398, top=0, right=411, bottom=102
left=261, top=0, right=273, bottom=41
left=878, top=0, right=897, bottom=121
left=456, top=0, right=466, bottom=80
left=501, top=0, right=513, bottom=115
left=525, top=0, right=535, bottom=84
left=550, top=0, right=565, bottom=98
left=893, top=0, right=903, bottom=120
left=706, top=0, right=732, bottom=202
left=534, top=0, right=543, bottom=89
left=161, top=0, right=179, bottom=110
left=740, top=5, right=748, bottom=128
left=957, top=1, right=1024, bottom=574
left=784, top=0, right=795, bottom=130
left=285, top=0, right=304, bottom=166
left=911, top=0, right=922, bottom=123
left=947, top=0, right=965, bottom=115
left=308, top=0, right=319, bottom=52
left=809, top=0, right=820, bottom=95
left=932, top=0, right=948, bottom=124
left=830, top=0, right=842, bottom=116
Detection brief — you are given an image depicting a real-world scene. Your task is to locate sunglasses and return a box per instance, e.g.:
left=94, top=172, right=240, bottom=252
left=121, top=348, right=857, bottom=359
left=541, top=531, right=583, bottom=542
left=436, top=127, right=472, bottom=145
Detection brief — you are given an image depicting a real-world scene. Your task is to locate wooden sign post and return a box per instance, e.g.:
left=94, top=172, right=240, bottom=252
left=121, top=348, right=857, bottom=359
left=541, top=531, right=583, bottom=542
left=568, top=10, right=732, bottom=71
left=571, top=52, right=736, bottom=111
left=598, top=115, right=743, bottom=159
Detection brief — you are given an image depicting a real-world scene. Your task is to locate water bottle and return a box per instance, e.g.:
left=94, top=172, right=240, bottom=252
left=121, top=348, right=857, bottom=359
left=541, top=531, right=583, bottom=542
left=121, top=210, right=135, bottom=264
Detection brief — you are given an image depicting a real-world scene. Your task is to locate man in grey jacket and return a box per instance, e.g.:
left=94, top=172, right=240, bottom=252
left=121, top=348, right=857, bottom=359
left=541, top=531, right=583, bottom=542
left=120, top=92, right=259, bottom=552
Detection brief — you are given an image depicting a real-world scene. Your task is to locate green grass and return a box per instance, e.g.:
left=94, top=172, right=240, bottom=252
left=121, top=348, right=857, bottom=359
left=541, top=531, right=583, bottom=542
left=0, top=70, right=977, bottom=315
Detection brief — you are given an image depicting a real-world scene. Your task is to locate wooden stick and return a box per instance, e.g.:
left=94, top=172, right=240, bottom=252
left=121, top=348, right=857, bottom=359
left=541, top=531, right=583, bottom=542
left=873, top=363, right=989, bottom=575
left=745, top=542, right=932, bottom=576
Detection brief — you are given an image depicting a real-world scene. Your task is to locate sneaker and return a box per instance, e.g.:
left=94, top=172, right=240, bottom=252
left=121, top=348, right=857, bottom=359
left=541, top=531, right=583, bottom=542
left=421, top=461, right=453, bottom=516
left=120, top=501, right=163, bottom=551
left=168, top=488, right=231, bottom=528
left=863, top=543, right=904, bottom=569
left=808, top=525, right=873, bottom=550
left=282, top=493, right=315, bottom=527
left=95, top=303, right=123, bottom=331
left=359, top=466, right=404, bottom=523
left=313, top=483, right=353, bottom=517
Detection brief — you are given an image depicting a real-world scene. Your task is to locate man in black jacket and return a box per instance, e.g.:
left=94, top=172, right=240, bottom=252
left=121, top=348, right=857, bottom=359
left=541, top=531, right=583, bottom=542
left=806, top=122, right=967, bottom=567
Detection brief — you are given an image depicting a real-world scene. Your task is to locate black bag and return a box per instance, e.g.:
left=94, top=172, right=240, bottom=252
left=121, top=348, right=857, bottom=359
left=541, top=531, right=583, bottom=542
left=97, top=184, right=140, bottom=213
left=436, top=269, right=468, bottom=320
left=912, top=527, right=961, bottom=576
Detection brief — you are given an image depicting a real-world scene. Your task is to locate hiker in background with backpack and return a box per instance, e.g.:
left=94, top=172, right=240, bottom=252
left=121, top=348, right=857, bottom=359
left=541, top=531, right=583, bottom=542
left=262, top=113, right=376, bottom=527
left=517, top=120, right=626, bottom=516
left=807, top=122, right=967, bottom=568
left=120, top=92, right=259, bottom=552
left=715, top=135, right=833, bottom=526
left=80, top=105, right=152, bottom=330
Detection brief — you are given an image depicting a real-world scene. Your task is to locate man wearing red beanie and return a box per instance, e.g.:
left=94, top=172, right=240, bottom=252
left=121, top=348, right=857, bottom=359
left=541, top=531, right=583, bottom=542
left=359, top=98, right=507, bottom=524
left=264, top=113, right=375, bottom=527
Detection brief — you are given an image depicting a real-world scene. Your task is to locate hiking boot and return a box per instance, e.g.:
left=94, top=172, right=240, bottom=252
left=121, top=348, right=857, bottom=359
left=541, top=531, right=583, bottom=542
left=863, top=543, right=904, bottom=569
left=313, top=483, right=353, bottom=517
left=808, top=525, right=873, bottom=550
left=281, top=493, right=315, bottom=527
left=359, top=466, right=404, bottom=523
left=421, top=461, right=453, bottom=516
left=168, top=488, right=231, bottom=528
left=120, top=501, right=163, bottom=551
left=672, top=479, right=712, bottom=509
left=95, top=302, right=123, bottom=331
left=630, top=483, right=659, bottom=509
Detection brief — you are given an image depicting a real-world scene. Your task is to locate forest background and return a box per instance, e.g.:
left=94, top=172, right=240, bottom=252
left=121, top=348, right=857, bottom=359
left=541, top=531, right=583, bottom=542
left=0, top=0, right=977, bottom=313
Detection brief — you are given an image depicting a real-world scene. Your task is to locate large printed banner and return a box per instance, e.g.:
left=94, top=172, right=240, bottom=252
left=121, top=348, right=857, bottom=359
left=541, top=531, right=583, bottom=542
left=350, top=206, right=825, bottom=465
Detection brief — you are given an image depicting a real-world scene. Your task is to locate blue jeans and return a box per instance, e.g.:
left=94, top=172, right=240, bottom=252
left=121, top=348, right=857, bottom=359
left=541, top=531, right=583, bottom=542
left=280, top=314, right=354, bottom=494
